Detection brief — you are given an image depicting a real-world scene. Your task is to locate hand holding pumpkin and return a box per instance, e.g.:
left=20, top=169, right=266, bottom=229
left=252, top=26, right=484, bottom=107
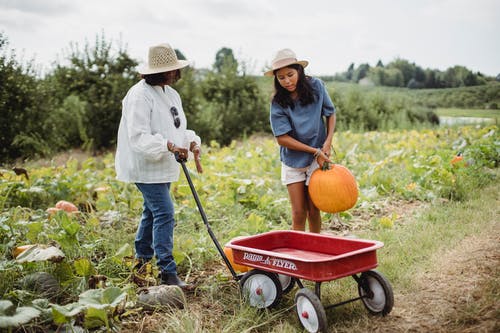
left=315, top=150, right=333, bottom=168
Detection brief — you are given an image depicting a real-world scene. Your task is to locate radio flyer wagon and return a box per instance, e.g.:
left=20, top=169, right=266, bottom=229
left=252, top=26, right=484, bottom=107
left=177, top=155, right=394, bottom=333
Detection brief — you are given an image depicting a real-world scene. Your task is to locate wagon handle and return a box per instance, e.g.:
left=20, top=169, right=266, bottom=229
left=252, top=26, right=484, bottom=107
left=175, top=152, right=240, bottom=280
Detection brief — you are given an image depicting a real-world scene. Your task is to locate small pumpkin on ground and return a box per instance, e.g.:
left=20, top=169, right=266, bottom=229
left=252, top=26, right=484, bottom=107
left=12, top=245, right=36, bottom=259
left=137, top=285, right=186, bottom=310
left=55, top=200, right=79, bottom=213
left=20, top=272, right=61, bottom=300
left=223, top=246, right=251, bottom=273
left=308, top=162, right=358, bottom=213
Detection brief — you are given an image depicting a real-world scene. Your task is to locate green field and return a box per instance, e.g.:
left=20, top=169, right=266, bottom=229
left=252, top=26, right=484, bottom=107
left=0, top=125, right=498, bottom=332
left=436, top=107, right=500, bottom=119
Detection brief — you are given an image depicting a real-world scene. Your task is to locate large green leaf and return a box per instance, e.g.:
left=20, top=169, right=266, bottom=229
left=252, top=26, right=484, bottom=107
left=78, top=287, right=127, bottom=310
left=0, top=300, right=41, bottom=328
left=51, top=302, right=85, bottom=324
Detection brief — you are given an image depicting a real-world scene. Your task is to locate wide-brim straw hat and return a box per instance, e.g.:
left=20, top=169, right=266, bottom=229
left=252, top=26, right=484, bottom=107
left=138, top=43, right=190, bottom=75
left=263, top=48, right=308, bottom=76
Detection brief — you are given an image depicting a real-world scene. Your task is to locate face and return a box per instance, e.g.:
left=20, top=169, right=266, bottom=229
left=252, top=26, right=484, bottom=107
left=164, top=69, right=181, bottom=85
left=276, top=67, right=299, bottom=93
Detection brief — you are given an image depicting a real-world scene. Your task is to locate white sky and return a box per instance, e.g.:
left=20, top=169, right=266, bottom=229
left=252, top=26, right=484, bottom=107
left=0, top=0, right=499, bottom=76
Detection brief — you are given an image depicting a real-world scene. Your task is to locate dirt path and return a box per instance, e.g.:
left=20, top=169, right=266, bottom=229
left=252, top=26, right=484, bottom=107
left=360, top=230, right=499, bottom=333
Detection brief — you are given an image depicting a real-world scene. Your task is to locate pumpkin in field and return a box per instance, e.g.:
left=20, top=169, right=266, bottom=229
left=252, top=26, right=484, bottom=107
left=55, top=200, right=78, bottom=213
left=308, top=162, right=358, bottom=213
left=223, top=246, right=251, bottom=273
left=12, top=244, right=36, bottom=258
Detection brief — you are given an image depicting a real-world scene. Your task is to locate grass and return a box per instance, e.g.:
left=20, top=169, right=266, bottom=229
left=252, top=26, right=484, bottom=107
left=436, top=107, right=500, bottom=119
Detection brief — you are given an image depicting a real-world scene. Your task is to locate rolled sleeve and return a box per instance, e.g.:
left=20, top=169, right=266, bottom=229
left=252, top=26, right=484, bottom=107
left=270, top=104, right=292, bottom=137
left=319, top=80, right=336, bottom=117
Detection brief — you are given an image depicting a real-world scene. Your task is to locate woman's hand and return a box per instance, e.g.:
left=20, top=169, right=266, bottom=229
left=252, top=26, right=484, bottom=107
left=173, top=146, right=189, bottom=160
left=190, top=142, right=203, bottom=173
left=316, top=150, right=332, bottom=168
left=321, top=140, right=332, bottom=158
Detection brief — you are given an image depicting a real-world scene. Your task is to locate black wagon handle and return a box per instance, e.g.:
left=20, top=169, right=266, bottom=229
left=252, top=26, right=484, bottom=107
left=174, top=152, right=239, bottom=280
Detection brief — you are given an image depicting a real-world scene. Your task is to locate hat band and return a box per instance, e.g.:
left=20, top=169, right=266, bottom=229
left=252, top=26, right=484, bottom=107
left=273, top=57, right=298, bottom=70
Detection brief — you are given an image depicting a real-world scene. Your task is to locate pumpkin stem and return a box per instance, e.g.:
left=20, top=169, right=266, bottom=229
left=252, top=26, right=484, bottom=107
left=321, top=148, right=337, bottom=170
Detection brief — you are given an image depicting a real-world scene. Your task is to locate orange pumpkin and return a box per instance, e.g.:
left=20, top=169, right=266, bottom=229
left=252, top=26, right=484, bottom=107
left=12, top=244, right=36, bottom=258
left=308, top=163, right=358, bottom=213
left=451, top=153, right=464, bottom=165
left=223, top=246, right=251, bottom=273
left=55, top=200, right=78, bottom=213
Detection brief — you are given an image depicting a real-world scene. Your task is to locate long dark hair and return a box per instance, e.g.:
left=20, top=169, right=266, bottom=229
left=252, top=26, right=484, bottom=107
left=142, top=69, right=181, bottom=86
left=272, top=64, right=316, bottom=109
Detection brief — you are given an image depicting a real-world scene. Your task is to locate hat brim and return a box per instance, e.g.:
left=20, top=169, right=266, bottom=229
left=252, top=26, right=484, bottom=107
left=263, top=60, right=309, bottom=77
left=138, top=60, right=190, bottom=75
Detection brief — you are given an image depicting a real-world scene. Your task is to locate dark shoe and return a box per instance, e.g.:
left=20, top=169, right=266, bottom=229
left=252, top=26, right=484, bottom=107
left=160, top=272, right=188, bottom=288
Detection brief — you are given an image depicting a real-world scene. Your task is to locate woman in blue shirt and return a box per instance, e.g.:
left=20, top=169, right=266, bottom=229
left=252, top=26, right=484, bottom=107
left=265, top=48, right=336, bottom=233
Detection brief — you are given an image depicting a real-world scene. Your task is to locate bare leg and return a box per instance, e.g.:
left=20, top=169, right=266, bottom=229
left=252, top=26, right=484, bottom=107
left=287, top=181, right=308, bottom=231
left=306, top=190, right=321, bottom=233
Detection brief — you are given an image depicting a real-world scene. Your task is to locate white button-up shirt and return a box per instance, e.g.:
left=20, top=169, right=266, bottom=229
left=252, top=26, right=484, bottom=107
left=115, top=80, right=200, bottom=183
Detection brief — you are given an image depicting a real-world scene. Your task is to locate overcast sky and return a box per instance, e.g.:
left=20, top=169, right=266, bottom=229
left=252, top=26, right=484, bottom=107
left=0, top=0, right=499, bottom=76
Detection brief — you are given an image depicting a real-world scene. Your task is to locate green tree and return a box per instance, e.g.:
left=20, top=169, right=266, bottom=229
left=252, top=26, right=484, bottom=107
left=387, top=58, right=417, bottom=86
left=214, top=47, right=237, bottom=73
left=0, top=33, right=50, bottom=160
left=46, top=33, right=138, bottom=151
left=352, top=63, right=370, bottom=83
left=200, top=48, right=267, bottom=145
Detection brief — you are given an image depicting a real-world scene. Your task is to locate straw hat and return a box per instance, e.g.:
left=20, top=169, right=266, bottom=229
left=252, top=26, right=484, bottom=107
left=263, top=48, right=308, bottom=76
left=138, top=43, right=190, bottom=75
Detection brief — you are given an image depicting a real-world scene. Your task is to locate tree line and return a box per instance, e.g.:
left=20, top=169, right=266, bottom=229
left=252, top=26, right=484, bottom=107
left=3, top=32, right=493, bottom=163
left=0, top=33, right=267, bottom=162
left=324, top=58, right=498, bottom=89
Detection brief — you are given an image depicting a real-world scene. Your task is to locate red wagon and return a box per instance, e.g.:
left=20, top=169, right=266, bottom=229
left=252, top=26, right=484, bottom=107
left=177, top=155, right=393, bottom=333
left=227, top=231, right=393, bottom=332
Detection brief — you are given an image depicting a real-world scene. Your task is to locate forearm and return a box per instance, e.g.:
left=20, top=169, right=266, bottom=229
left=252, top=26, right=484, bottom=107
left=276, top=134, right=317, bottom=154
left=325, top=114, right=336, bottom=142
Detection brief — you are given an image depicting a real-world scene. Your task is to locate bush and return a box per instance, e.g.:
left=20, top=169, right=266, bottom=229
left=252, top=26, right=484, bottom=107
left=45, top=33, right=138, bottom=151
left=199, top=54, right=268, bottom=145
left=0, top=33, right=50, bottom=161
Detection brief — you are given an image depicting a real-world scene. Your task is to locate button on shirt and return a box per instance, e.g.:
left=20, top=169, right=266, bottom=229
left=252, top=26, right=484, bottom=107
left=270, top=77, right=336, bottom=168
left=115, top=80, right=200, bottom=183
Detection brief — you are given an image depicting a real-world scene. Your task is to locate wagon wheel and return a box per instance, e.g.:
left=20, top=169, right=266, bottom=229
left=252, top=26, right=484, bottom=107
left=295, top=288, right=327, bottom=333
left=357, top=270, right=394, bottom=315
left=240, top=269, right=282, bottom=308
left=278, top=274, right=296, bottom=294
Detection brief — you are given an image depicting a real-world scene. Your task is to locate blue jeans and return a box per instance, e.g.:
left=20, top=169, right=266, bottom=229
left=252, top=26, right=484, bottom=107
left=135, top=183, right=176, bottom=274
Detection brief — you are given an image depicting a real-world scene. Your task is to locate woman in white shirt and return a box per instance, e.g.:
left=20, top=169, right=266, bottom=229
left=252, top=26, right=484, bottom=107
left=115, top=43, right=202, bottom=288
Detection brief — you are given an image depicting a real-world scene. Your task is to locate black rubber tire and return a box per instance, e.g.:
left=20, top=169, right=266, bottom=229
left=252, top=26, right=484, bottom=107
left=357, top=270, right=394, bottom=316
left=240, top=269, right=282, bottom=308
left=278, top=274, right=296, bottom=294
left=294, top=288, right=328, bottom=333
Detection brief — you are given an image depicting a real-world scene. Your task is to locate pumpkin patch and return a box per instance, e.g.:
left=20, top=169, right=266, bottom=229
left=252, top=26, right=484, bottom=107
left=308, top=163, right=358, bottom=213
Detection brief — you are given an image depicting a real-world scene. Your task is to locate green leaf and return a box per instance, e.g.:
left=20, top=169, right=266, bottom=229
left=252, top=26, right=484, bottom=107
left=59, top=213, right=80, bottom=236
left=51, top=302, right=85, bottom=324
left=0, top=300, right=41, bottom=328
left=74, top=258, right=96, bottom=277
left=84, top=307, right=108, bottom=329
left=114, top=243, right=132, bottom=259
left=78, top=287, right=126, bottom=309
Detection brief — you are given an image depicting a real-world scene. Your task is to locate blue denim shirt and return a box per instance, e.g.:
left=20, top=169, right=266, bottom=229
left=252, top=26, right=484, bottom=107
left=270, top=77, right=336, bottom=168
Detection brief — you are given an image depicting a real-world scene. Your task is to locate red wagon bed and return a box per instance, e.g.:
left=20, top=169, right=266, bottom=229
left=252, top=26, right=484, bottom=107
left=227, top=230, right=383, bottom=282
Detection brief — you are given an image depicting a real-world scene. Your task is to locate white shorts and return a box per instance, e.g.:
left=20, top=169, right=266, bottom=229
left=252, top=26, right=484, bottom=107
left=281, top=160, right=319, bottom=186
